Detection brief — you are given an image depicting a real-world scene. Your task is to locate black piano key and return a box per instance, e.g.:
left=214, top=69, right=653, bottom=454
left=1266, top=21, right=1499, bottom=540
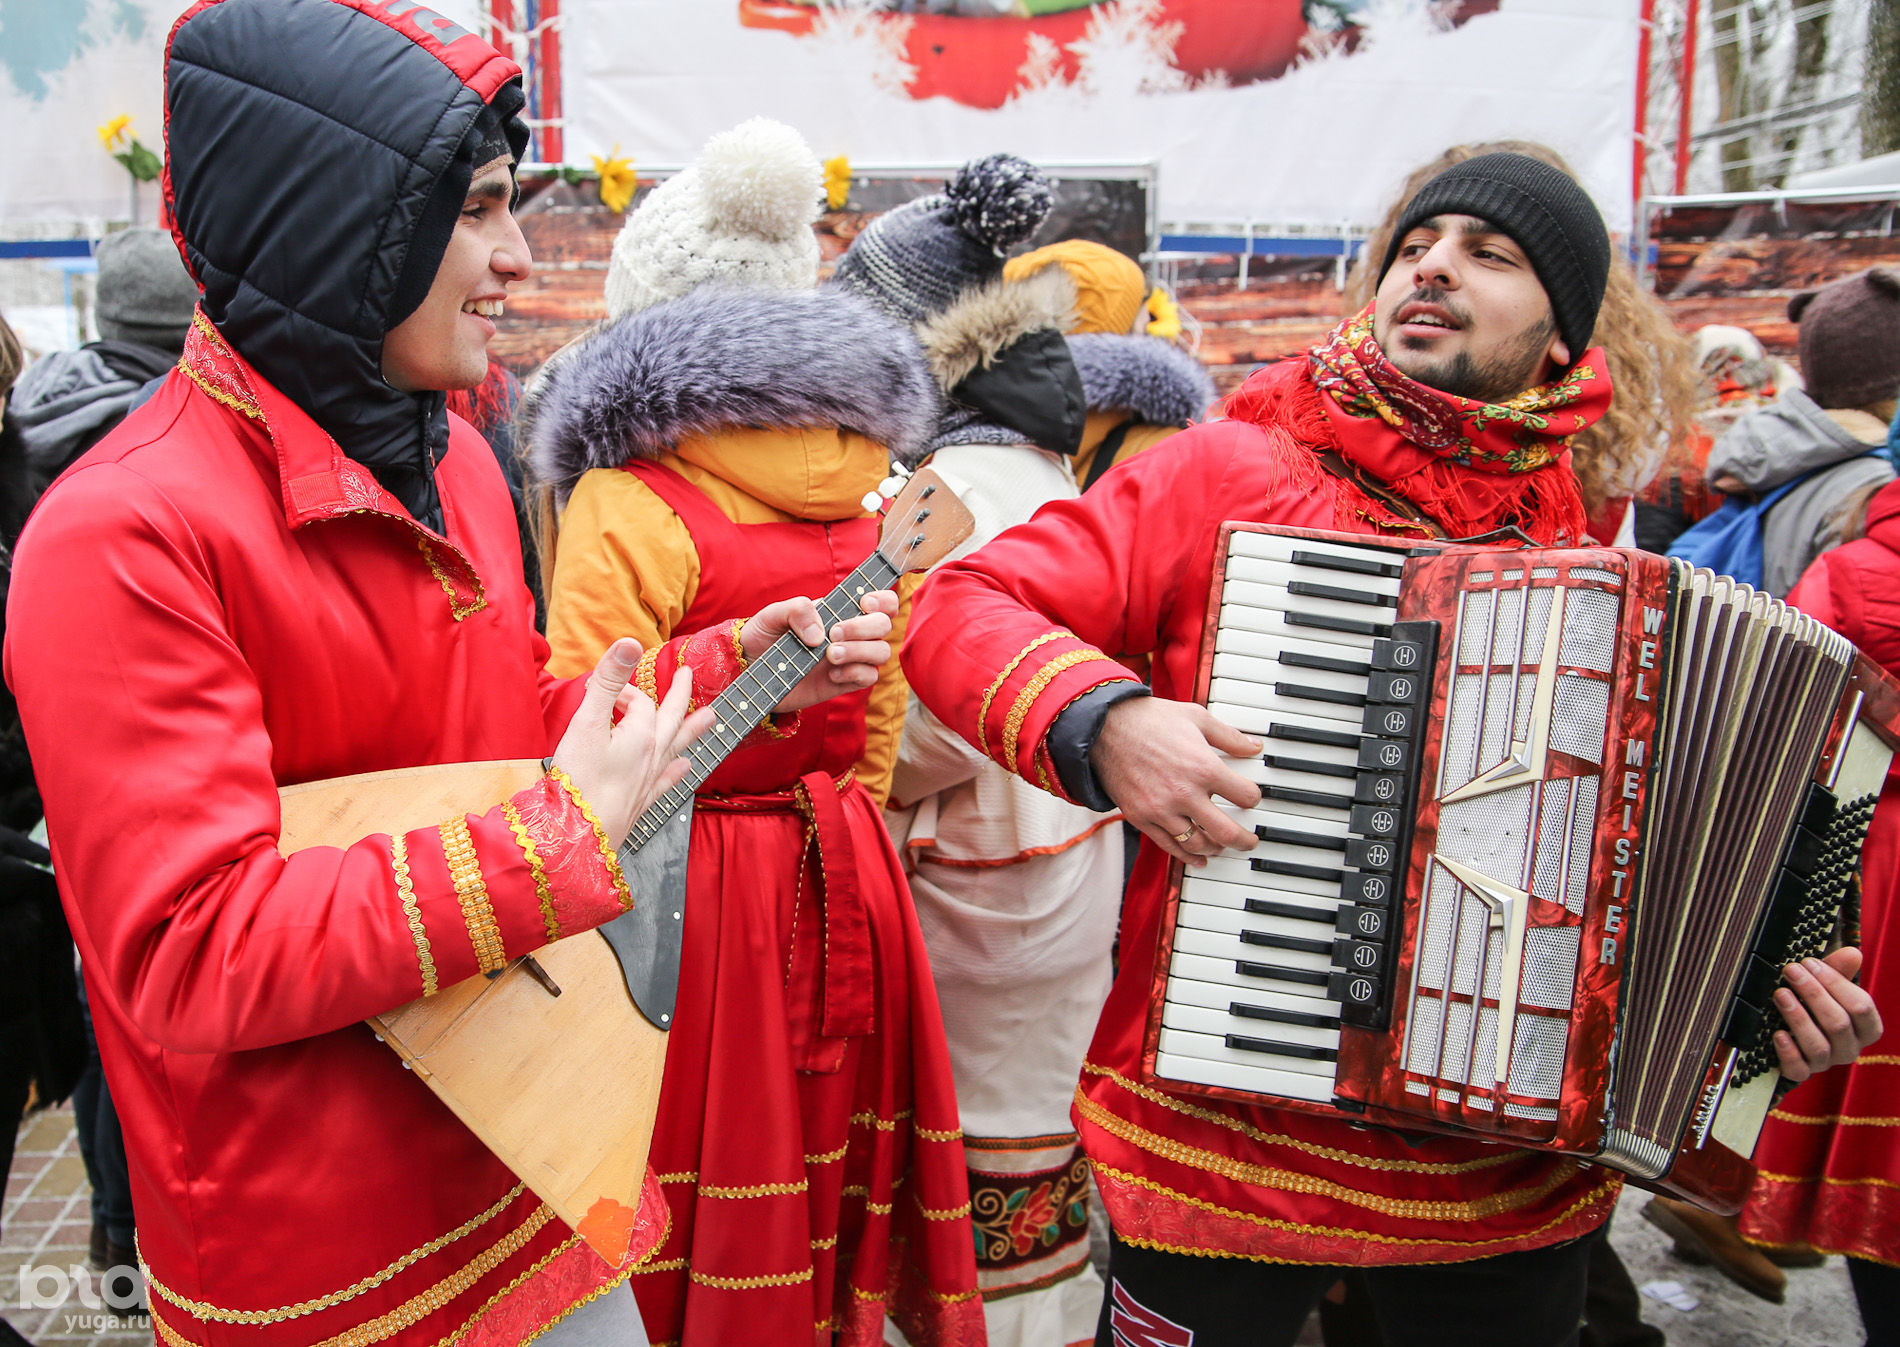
left=1230, top=1001, right=1340, bottom=1029
left=1286, top=611, right=1392, bottom=640
left=1240, top=929, right=1335, bottom=957
left=1274, top=681, right=1368, bottom=708
left=1364, top=704, right=1414, bottom=737
left=1353, top=774, right=1405, bottom=805
left=1251, top=856, right=1346, bottom=883
left=1367, top=671, right=1425, bottom=704
left=1286, top=580, right=1399, bottom=609
left=1357, top=739, right=1409, bottom=772
left=1341, top=870, right=1395, bottom=905
left=1291, top=549, right=1403, bottom=579
left=1280, top=650, right=1373, bottom=677
left=1265, top=784, right=1354, bottom=810
left=1255, top=825, right=1347, bottom=853
left=1345, top=837, right=1401, bottom=872
left=1265, top=753, right=1358, bottom=780
left=1269, top=723, right=1362, bottom=750
left=1235, top=960, right=1331, bottom=987
left=1336, top=939, right=1385, bottom=974
left=1335, top=906, right=1389, bottom=940
left=1246, top=897, right=1335, bottom=923
left=1349, top=805, right=1404, bottom=839
left=1225, top=1033, right=1339, bottom=1062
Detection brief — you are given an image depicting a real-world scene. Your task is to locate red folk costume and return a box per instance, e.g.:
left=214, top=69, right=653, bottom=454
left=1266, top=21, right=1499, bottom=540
left=530, top=282, right=981, bottom=1346
left=1741, top=476, right=1900, bottom=1265
left=904, top=311, right=1626, bottom=1265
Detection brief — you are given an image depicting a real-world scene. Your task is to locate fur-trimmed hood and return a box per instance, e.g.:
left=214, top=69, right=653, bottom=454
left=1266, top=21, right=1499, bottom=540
left=1068, top=333, right=1215, bottom=427
left=525, top=286, right=938, bottom=505
left=915, top=266, right=1076, bottom=393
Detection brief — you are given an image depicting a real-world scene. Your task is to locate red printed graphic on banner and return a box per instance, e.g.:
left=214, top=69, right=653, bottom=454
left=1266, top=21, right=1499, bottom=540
left=1109, top=1281, right=1194, bottom=1347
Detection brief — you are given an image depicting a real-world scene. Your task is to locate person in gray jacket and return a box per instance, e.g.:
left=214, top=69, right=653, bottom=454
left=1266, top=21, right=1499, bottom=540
left=1704, top=267, right=1899, bottom=596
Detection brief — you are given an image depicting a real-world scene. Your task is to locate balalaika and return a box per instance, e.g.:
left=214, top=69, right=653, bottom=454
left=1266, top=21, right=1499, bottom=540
left=1145, top=523, right=1900, bottom=1213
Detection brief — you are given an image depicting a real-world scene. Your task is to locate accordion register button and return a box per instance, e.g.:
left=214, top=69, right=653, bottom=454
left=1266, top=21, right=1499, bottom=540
left=1363, top=703, right=1414, bottom=737
left=1348, top=804, right=1402, bottom=838
left=1357, top=739, right=1409, bottom=772
left=1330, top=969, right=1381, bottom=1006
left=1353, top=773, right=1405, bottom=805
left=1344, top=837, right=1400, bottom=872
left=1366, top=670, right=1425, bottom=704
left=1335, top=938, right=1384, bottom=974
left=1341, top=870, right=1393, bottom=906
left=1336, top=905, right=1388, bottom=940
left=1370, top=634, right=1428, bottom=671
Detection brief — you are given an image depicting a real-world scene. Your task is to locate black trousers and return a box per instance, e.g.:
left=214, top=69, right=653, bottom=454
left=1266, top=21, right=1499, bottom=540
left=1095, top=1230, right=1594, bottom=1347
left=1852, top=1257, right=1900, bottom=1347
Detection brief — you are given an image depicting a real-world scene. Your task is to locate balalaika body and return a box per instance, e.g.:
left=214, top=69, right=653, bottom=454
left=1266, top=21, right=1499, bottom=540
left=1145, top=523, right=1900, bottom=1213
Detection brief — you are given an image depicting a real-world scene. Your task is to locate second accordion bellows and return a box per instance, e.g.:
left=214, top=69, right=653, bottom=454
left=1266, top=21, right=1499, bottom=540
left=1145, top=523, right=1900, bottom=1215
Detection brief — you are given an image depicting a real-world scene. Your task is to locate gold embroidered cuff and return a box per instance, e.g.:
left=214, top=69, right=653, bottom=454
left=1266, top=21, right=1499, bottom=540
left=547, top=766, right=635, bottom=911
left=441, top=818, right=506, bottom=974
left=389, top=836, right=438, bottom=997
left=502, top=800, right=560, bottom=944
left=1002, top=650, right=1115, bottom=773
left=977, top=630, right=1074, bottom=758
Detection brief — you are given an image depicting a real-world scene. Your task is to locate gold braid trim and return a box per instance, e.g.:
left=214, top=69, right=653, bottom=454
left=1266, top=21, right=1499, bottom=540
left=1094, top=1163, right=1620, bottom=1253
left=1080, top=1063, right=1522, bottom=1176
left=546, top=767, right=634, bottom=911
left=655, top=1171, right=696, bottom=1184
left=631, top=1258, right=689, bottom=1277
left=141, top=1185, right=528, bottom=1323
left=390, top=836, right=438, bottom=997
left=411, top=536, right=487, bottom=622
left=687, top=1266, right=813, bottom=1291
left=811, top=1234, right=839, bottom=1252
left=699, top=1180, right=808, bottom=1199
left=441, top=818, right=506, bottom=974
left=849, top=1108, right=913, bottom=1133
left=729, top=619, right=749, bottom=668
left=1002, top=651, right=1115, bottom=771
left=148, top=1204, right=557, bottom=1347
left=502, top=801, right=560, bottom=944
left=914, top=1124, right=963, bottom=1143
left=805, top=1143, right=850, bottom=1165
left=635, top=645, right=662, bottom=703
left=1076, top=1094, right=1581, bottom=1222
left=913, top=1200, right=972, bottom=1221
left=177, top=313, right=263, bottom=420
left=977, top=631, right=1075, bottom=758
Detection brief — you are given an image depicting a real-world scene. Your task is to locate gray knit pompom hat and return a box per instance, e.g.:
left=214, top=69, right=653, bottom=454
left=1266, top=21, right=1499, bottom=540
left=830, top=153, right=1054, bottom=324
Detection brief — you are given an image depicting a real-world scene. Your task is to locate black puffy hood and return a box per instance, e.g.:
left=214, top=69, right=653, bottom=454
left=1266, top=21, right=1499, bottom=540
left=163, top=0, right=528, bottom=526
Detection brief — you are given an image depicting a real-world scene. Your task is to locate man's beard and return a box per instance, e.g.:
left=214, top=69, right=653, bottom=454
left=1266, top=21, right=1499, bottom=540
left=1382, top=289, right=1557, bottom=404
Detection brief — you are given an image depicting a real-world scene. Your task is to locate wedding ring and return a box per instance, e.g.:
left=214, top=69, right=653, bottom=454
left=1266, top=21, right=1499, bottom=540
left=1172, top=825, right=1198, bottom=845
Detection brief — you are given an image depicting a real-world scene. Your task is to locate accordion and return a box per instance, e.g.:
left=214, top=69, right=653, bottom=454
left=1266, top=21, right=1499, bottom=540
left=1144, top=523, right=1900, bottom=1212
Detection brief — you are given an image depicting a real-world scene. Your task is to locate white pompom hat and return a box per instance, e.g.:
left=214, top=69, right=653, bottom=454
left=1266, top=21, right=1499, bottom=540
left=603, top=118, right=824, bottom=318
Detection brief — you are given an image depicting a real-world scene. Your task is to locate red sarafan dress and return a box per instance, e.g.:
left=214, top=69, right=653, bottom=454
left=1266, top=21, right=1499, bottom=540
left=544, top=453, right=982, bottom=1347
left=1741, top=477, right=1900, bottom=1265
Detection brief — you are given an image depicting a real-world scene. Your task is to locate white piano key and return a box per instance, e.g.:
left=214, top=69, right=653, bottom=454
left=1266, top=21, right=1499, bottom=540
left=1156, top=1030, right=1344, bottom=1094
left=1226, top=555, right=1405, bottom=602
left=1195, top=853, right=1342, bottom=901
left=1214, top=627, right=1376, bottom=670
left=1183, top=870, right=1339, bottom=909
left=1222, top=803, right=1350, bottom=843
left=1225, top=531, right=1414, bottom=576
left=1178, top=897, right=1340, bottom=952
left=1160, top=1004, right=1341, bottom=1067
left=1216, top=601, right=1381, bottom=655
left=1216, top=783, right=1350, bottom=825
left=1172, top=919, right=1335, bottom=975
left=1153, top=1048, right=1340, bottom=1103
left=1166, top=947, right=1340, bottom=1004
left=1165, top=974, right=1342, bottom=1025
left=1222, top=578, right=1397, bottom=632
left=1209, top=678, right=1365, bottom=727
left=1212, top=651, right=1370, bottom=702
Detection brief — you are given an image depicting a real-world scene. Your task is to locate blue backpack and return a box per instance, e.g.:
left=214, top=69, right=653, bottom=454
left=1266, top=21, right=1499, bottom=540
left=1666, top=455, right=1879, bottom=587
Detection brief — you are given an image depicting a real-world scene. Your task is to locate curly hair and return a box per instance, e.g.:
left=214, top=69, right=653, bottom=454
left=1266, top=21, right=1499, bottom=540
left=0, top=312, right=22, bottom=401
left=1342, top=141, right=1703, bottom=522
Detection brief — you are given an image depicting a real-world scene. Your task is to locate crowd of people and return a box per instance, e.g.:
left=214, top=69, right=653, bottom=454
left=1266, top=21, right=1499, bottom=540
left=0, top=3, right=1895, bottom=1347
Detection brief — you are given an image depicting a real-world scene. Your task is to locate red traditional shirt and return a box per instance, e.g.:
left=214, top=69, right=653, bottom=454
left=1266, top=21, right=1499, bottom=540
left=902, top=360, right=1624, bottom=1264
left=1, top=317, right=752, bottom=1347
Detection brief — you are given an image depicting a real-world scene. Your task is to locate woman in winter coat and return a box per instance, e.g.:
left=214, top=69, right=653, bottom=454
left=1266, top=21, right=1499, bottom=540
left=833, top=157, right=1121, bottom=1347
left=526, top=119, right=981, bottom=1347
left=1739, top=463, right=1900, bottom=1345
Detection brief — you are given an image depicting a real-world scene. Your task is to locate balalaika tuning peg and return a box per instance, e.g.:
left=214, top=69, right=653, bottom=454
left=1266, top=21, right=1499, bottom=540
left=877, top=476, right=906, bottom=499
left=861, top=491, right=884, bottom=513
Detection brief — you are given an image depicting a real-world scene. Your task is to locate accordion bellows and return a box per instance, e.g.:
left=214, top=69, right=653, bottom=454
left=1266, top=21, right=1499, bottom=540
left=1145, top=524, right=1900, bottom=1214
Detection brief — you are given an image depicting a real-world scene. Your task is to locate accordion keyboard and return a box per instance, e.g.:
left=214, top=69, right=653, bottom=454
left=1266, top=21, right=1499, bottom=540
left=1155, top=532, right=1432, bottom=1104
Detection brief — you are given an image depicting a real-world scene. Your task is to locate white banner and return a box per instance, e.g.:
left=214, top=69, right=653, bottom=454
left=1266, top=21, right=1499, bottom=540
left=568, top=0, right=1639, bottom=233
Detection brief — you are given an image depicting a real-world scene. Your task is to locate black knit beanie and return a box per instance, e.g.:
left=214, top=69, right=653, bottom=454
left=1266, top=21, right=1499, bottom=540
left=1377, top=152, right=1611, bottom=364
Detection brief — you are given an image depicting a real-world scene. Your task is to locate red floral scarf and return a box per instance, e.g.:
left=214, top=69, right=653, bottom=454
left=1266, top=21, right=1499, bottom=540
left=1260, top=308, right=1614, bottom=545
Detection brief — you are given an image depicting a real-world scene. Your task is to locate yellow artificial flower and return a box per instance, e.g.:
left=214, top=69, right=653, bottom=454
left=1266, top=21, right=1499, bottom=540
left=97, top=114, right=132, bottom=152
left=823, top=155, right=851, bottom=211
left=592, top=146, right=636, bottom=215
left=1145, top=286, right=1182, bottom=342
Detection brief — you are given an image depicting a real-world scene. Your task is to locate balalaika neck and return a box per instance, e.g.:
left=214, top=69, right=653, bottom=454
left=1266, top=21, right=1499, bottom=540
left=622, top=550, right=902, bottom=851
